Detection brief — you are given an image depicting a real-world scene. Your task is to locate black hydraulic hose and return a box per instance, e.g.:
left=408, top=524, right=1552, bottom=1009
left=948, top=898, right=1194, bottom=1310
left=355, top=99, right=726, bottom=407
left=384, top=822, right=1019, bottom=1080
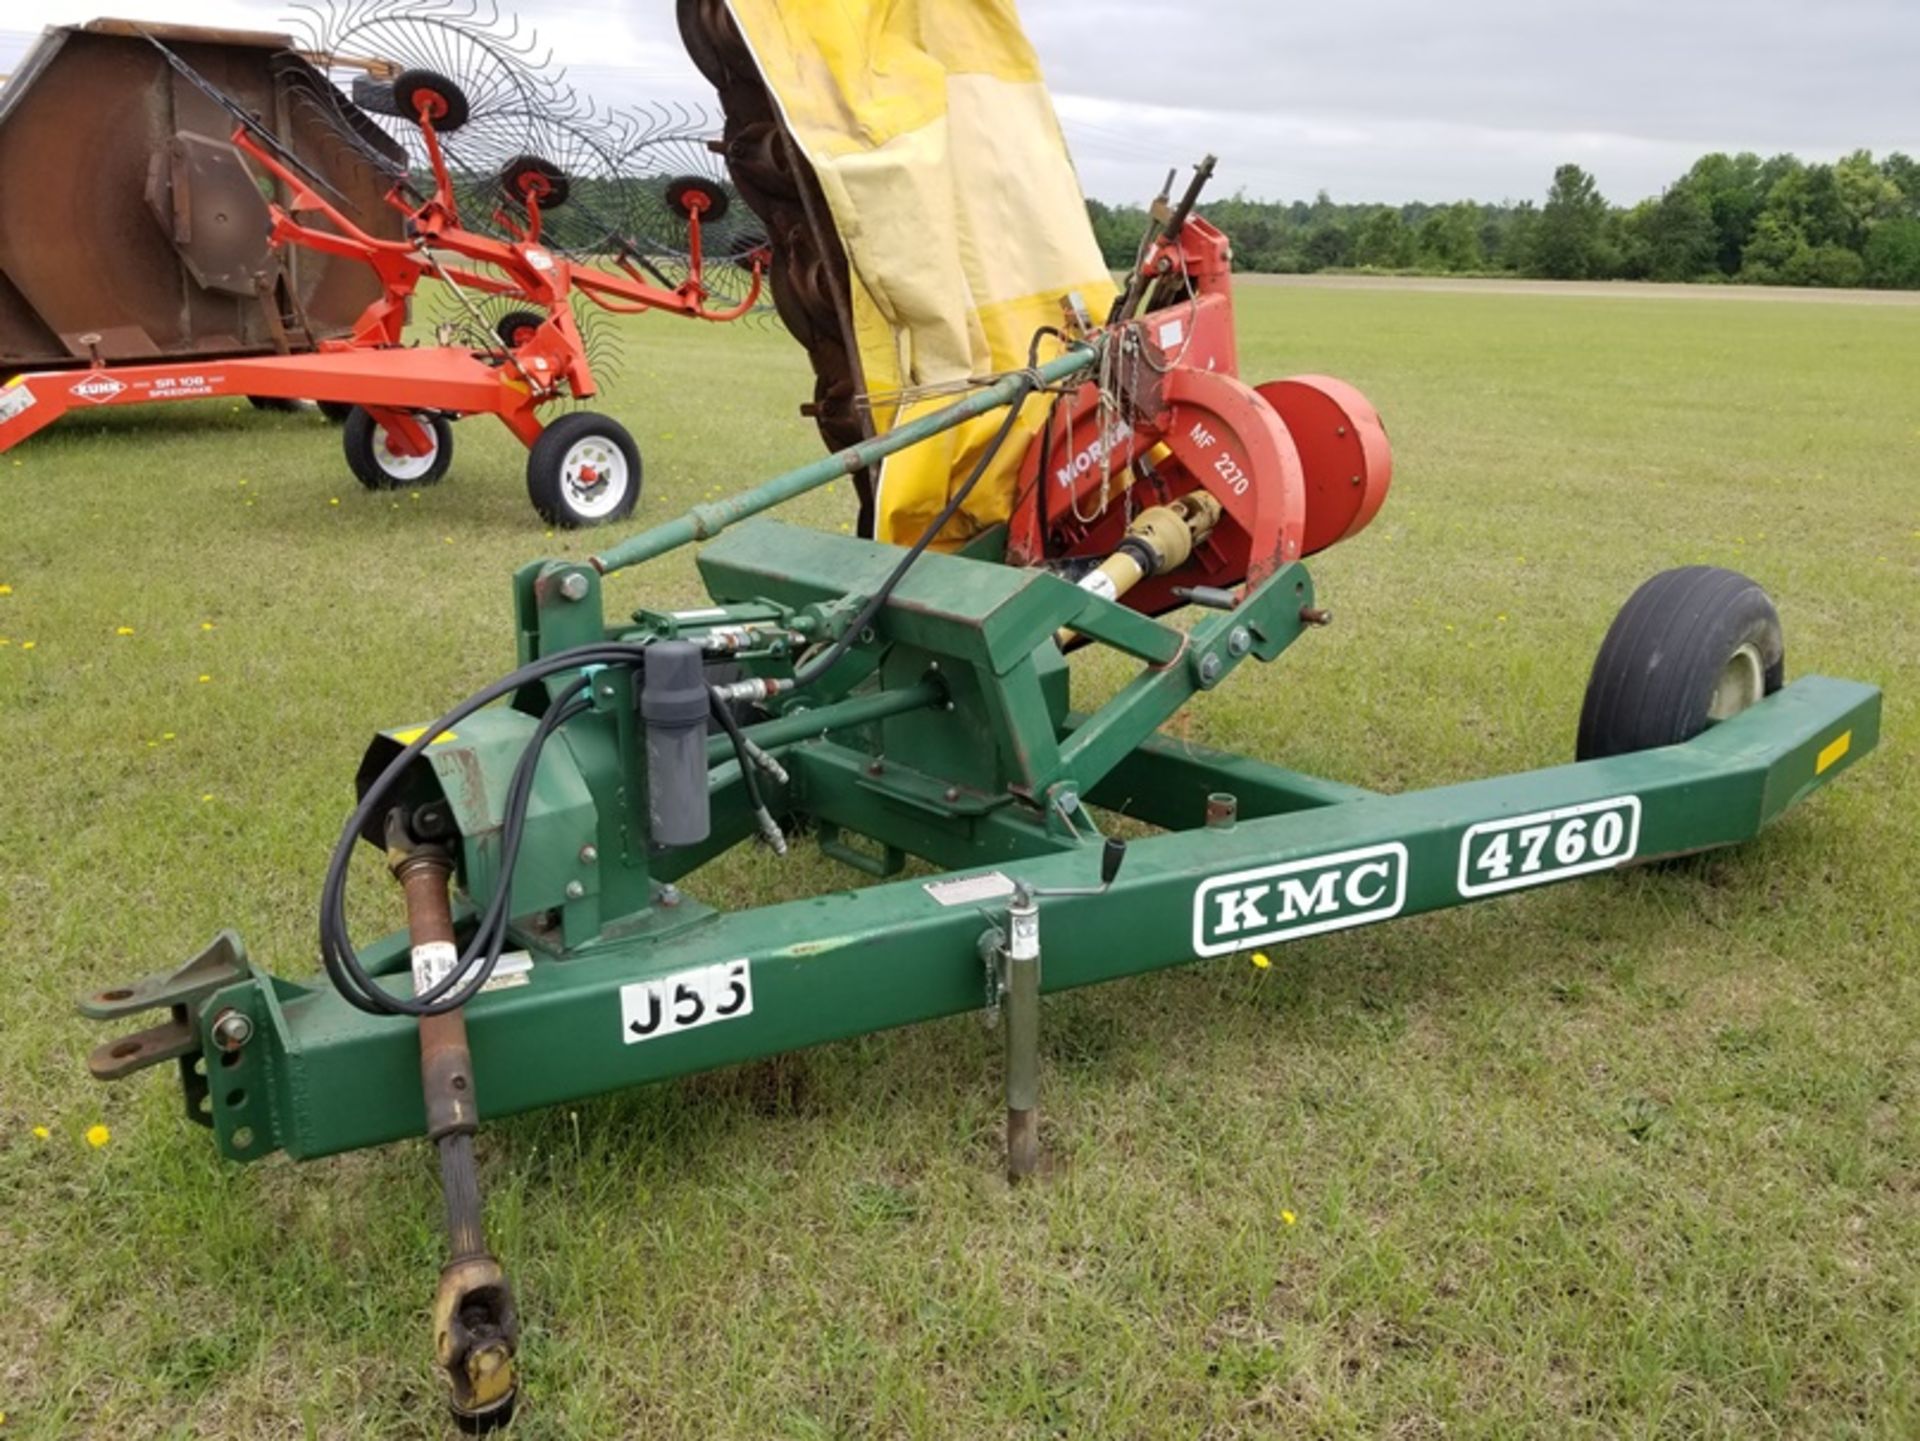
left=329, top=680, right=588, bottom=1017
left=707, top=689, right=769, bottom=817
left=319, top=643, right=650, bottom=1017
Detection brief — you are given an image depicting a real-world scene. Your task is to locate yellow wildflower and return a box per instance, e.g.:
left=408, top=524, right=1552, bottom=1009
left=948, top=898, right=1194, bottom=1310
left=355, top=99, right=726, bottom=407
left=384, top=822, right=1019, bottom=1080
left=200, top=621, right=215, bottom=631
left=85, top=1124, right=110, bottom=1148
left=198, top=674, right=211, bottom=683
left=1281, top=1209, right=1297, bottom=1226
left=19, top=641, right=32, bottom=651
left=32, top=1125, right=49, bottom=1140
left=201, top=793, right=214, bottom=803
left=329, top=497, right=340, bottom=506
left=115, top=626, right=135, bottom=636
left=0, top=584, right=11, bottom=595
left=1251, top=952, right=1272, bottom=970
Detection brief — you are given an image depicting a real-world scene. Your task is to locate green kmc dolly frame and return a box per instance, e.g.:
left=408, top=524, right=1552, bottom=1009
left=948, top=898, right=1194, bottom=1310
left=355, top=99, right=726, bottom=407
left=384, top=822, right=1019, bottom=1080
left=80, top=335, right=1880, bottom=1428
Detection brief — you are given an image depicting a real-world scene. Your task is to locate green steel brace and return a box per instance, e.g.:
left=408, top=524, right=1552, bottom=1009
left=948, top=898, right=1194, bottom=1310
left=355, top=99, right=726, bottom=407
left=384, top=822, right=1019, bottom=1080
left=91, top=672, right=1876, bottom=1165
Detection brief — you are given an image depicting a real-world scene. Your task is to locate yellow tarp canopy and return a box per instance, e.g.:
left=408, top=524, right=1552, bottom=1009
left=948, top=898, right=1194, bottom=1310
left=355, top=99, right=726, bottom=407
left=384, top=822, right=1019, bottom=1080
left=724, top=0, right=1116, bottom=546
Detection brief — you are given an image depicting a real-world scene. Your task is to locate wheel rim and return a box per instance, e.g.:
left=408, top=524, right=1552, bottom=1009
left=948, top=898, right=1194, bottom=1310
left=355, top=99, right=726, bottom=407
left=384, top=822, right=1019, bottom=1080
left=560, top=435, right=629, bottom=519
left=375, top=423, right=439, bottom=482
left=1707, top=642, right=1766, bottom=721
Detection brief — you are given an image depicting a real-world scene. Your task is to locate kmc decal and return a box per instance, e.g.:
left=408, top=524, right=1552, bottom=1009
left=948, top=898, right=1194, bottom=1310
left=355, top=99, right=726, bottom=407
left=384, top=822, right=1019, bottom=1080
left=1193, top=842, right=1407, bottom=957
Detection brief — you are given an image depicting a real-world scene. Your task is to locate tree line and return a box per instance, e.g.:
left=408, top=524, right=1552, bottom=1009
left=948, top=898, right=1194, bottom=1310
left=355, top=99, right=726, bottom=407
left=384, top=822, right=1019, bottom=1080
left=1088, top=151, right=1920, bottom=289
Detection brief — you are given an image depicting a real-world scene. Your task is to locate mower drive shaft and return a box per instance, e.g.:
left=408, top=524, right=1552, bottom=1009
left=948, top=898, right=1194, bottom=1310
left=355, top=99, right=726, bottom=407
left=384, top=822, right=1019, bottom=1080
left=389, top=823, right=519, bottom=1432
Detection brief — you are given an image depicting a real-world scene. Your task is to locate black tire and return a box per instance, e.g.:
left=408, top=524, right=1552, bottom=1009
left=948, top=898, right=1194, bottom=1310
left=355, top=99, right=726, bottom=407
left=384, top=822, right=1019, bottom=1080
left=664, top=174, right=730, bottom=224
left=1576, top=566, right=1785, bottom=760
left=526, top=412, right=642, bottom=527
left=317, top=400, right=354, bottom=424
left=498, top=155, right=570, bottom=212
left=342, top=408, right=454, bottom=491
left=389, top=69, right=471, bottom=133
left=494, top=309, right=546, bottom=350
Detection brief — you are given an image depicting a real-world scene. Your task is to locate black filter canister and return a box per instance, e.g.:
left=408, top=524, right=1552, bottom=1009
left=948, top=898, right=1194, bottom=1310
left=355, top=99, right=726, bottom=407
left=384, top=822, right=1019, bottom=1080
left=641, top=641, right=711, bottom=847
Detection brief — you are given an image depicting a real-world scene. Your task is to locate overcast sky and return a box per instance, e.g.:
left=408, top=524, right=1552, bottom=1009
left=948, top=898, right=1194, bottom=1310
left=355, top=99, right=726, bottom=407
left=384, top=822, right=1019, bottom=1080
left=5, top=1, right=1913, bottom=206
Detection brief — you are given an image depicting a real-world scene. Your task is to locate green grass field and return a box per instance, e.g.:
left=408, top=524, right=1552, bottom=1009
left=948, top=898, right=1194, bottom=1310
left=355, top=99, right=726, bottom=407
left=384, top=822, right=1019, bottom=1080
left=2, top=281, right=1916, bottom=1439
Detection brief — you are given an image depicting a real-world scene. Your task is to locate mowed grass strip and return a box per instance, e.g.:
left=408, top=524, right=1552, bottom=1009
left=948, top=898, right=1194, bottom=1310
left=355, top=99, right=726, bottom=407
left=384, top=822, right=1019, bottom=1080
left=1, top=283, right=1915, bottom=1439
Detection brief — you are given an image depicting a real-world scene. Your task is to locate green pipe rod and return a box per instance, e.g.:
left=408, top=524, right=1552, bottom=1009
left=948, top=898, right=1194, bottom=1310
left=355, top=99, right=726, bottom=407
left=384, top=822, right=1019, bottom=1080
left=591, top=344, right=1100, bottom=577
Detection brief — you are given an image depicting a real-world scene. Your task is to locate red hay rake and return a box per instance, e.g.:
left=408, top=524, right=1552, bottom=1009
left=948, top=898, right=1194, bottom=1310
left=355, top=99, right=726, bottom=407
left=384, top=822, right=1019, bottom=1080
left=0, top=8, right=767, bottom=527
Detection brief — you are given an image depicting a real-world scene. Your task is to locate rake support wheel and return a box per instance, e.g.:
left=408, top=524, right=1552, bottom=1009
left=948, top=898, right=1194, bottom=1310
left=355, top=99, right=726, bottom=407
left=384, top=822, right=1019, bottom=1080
left=527, top=412, right=641, bottom=528
left=343, top=408, right=454, bottom=491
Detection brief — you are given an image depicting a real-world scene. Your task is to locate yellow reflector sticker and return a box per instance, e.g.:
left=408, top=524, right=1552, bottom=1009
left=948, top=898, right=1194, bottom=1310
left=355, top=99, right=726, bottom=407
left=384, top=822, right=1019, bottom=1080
left=1815, top=731, right=1852, bottom=775
left=391, top=726, right=457, bottom=746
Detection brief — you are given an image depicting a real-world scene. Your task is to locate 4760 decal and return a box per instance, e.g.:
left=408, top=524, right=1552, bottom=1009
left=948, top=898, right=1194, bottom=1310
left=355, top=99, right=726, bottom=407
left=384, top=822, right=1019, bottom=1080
left=1457, top=796, right=1642, bottom=897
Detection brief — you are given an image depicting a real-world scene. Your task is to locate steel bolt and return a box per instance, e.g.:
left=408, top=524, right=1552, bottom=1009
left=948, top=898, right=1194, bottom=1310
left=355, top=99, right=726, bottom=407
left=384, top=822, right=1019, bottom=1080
left=1299, top=606, right=1334, bottom=627
left=658, top=884, right=682, bottom=908
left=579, top=844, right=598, bottom=864
left=558, top=572, right=590, bottom=602
left=1228, top=626, right=1252, bottom=657
left=944, top=786, right=961, bottom=802
left=1197, top=653, right=1224, bottom=687
left=211, top=1009, right=253, bottom=1053
left=564, top=880, right=586, bottom=900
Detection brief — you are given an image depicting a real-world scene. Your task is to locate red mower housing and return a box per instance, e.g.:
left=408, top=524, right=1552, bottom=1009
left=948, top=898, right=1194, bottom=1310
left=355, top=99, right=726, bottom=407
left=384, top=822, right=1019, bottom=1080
left=1008, top=214, right=1391, bottom=609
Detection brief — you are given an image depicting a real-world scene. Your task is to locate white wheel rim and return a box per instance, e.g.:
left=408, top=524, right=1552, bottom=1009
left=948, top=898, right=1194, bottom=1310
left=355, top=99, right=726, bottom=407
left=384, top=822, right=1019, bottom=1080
left=374, top=422, right=439, bottom=482
left=560, top=435, right=629, bottom=519
left=1708, top=642, right=1766, bottom=721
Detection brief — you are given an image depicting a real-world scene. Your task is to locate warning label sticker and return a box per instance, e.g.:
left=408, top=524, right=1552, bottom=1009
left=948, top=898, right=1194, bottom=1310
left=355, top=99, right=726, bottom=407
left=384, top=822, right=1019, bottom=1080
left=923, top=871, right=1017, bottom=907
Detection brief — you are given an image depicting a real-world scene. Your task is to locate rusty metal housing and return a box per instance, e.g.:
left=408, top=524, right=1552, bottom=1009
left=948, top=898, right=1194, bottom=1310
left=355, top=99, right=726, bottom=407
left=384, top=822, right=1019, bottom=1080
left=0, top=19, right=403, bottom=372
